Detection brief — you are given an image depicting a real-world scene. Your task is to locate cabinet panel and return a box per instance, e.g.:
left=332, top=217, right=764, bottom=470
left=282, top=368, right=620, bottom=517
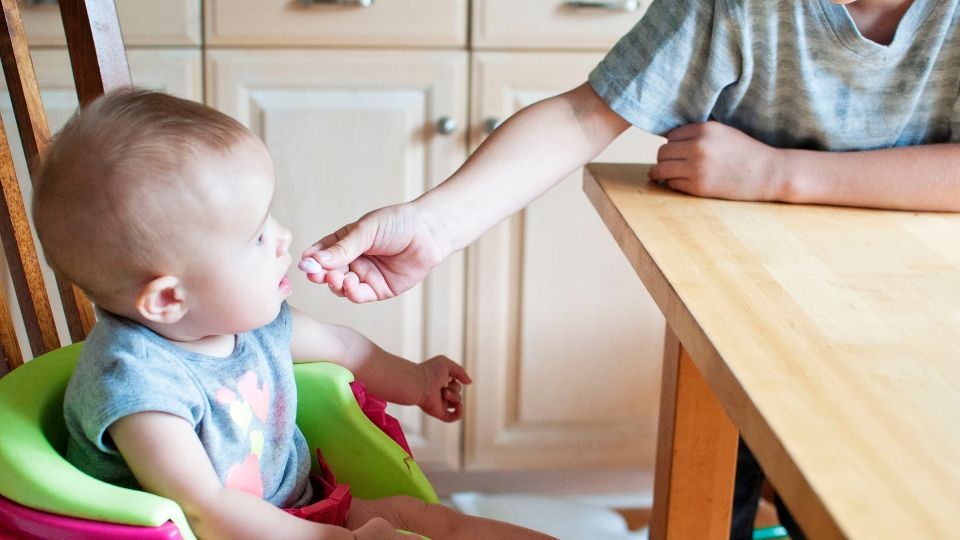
left=206, top=49, right=468, bottom=470
left=19, top=0, right=201, bottom=46
left=205, top=0, right=467, bottom=47
left=465, top=52, right=665, bottom=470
left=472, top=0, right=647, bottom=50
left=0, top=49, right=202, bottom=364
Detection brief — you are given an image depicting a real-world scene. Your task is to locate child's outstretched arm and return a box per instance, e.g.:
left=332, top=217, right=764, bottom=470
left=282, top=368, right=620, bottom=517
left=300, top=82, right=630, bottom=303
left=108, top=411, right=408, bottom=539
left=651, top=121, right=960, bottom=212
left=290, top=307, right=470, bottom=422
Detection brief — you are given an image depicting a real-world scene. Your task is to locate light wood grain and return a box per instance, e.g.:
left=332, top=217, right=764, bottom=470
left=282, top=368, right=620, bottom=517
left=584, top=162, right=960, bottom=539
left=650, top=328, right=737, bottom=540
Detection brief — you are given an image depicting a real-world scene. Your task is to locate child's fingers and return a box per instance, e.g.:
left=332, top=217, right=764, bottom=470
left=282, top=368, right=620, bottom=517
left=442, top=386, right=461, bottom=405
left=447, top=361, right=472, bottom=385
left=664, top=179, right=695, bottom=195
left=441, top=402, right=463, bottom=422
left=315, top=224, right=370, bottom=270
left=342, top=274, right=379, bottom=303
left=648, top=160, right=690, bottom=182
left=656, top=140, right=695, bottom=162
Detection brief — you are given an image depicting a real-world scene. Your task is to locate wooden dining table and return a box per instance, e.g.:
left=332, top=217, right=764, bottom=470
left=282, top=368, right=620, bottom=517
left=583, top=163, right=960, bottom=540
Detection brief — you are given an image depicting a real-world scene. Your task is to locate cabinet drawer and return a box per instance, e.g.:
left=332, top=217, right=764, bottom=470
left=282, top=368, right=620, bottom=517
left=18, top=0, right=200, bottom=46
left=472, top=0, right=647, bottom=50
left=205, top=0, right=467, bottom=47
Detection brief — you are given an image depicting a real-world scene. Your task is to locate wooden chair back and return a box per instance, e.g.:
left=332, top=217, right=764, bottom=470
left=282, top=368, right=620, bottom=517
left=0, top=0, right=131, bottom=372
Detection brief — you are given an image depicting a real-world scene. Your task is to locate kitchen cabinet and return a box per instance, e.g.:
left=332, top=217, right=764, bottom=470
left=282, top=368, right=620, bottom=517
left=465, top=51, right=664, bottom=471
left=3, top=0, right=666, bottom=494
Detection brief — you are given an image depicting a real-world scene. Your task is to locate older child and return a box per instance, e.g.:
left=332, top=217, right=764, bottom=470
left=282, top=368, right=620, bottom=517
left=34, top=88, right=552, bottom=540
left=300, top=1, right=960, bottom=537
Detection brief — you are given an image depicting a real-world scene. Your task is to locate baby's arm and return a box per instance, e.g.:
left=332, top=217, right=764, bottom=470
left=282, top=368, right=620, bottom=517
left=290, top=307, right=470, bottom=421
left=650, top=121, right=960, bottom=212
left=108, top=412, right=363, bottom=539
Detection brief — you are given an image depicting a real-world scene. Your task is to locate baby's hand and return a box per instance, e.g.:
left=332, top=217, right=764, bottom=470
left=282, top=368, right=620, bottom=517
left=416, top=355, right=471, bottom=422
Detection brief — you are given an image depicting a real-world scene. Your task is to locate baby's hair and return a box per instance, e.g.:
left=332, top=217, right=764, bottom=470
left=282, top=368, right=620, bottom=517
left=33, top=87, right=257, bottom=309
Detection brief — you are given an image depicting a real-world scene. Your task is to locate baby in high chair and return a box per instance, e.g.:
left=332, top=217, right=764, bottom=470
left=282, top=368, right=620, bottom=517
left=34, top=87, right=552, bottom=540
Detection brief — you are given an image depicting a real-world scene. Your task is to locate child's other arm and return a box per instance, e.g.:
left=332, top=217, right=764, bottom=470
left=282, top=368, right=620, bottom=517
left=650, top=121, right=960, bottom=212
left=414, top=81, right=631, bottom=254
left=108, top=412, right=403, bottom=539
left=290, top=307, right=470, bottom=422
left=303, top=81, right=630, bottom=303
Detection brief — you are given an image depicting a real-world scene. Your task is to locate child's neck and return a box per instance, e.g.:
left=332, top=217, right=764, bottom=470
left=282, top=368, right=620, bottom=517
left=845, top=0, right=914, bottom=45
left=169, top=333, right=236, bottom=358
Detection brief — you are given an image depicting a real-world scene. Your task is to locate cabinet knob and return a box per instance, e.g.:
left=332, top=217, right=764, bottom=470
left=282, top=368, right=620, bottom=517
left=562, top=0, right=640, bottom=11
left=483, top=117, right=502, bottom=135
left=436, top=117, right=457, bottom=136
left=299, top=0, right=374, bottom=7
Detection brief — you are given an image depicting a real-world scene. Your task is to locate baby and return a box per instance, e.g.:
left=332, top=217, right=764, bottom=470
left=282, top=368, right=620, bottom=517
left=34, top=88, right=551, bottom=540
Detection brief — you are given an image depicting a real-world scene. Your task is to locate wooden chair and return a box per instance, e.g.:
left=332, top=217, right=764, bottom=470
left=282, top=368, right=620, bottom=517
left=0, top=2, right=436, bottom=538
left=0, top=0, right=127, bottom=372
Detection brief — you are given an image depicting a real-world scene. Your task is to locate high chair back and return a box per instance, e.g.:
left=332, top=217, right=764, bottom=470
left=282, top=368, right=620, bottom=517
left=0, top=4, right=437, bottom=539
left=0, top=0, right=129, bottom=371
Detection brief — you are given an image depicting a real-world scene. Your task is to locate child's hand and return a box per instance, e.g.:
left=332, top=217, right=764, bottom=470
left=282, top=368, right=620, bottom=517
left=649, top=121, right=786, bottom=202
left=416, top=355, right=471, bottom=422
left=300, top=203, right=445, bottom=303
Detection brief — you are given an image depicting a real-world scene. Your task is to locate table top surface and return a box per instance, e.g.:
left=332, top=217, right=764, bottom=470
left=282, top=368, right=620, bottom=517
left=584, top=163, right=960, bottom=539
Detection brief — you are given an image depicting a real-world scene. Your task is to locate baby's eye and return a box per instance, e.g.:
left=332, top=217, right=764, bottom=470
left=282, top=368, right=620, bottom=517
left=255, top=232, right=265, bottom=245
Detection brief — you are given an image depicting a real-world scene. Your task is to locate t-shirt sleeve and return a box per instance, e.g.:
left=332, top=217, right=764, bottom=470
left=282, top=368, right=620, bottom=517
left=588, top=0, right=742, bottom=135
left=66, top=332, right=204, bottom=455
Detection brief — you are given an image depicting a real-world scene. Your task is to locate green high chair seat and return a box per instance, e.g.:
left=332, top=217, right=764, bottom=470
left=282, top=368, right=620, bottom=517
left=0, top=343, right=437, bottom=539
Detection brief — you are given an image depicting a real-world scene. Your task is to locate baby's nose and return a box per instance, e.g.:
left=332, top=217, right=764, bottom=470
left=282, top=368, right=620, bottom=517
left=278, top=227, right=292, bottom=254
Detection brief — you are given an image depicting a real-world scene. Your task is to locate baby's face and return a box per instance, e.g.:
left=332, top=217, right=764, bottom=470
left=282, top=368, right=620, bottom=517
left=180, top=139, right=294, bottom=335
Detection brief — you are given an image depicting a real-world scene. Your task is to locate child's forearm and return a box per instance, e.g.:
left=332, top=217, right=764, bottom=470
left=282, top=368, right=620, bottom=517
left=186, top=487, right=355, bottom=540
left=414, top=82, right=630, bottom=257
left=327, top=325, right=424, bottom=405
left=777, top=143, right=960, bottom=212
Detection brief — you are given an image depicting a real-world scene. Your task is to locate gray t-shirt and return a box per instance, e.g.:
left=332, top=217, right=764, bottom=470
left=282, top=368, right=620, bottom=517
left=64, top=302, right=313, bottom=508
left=589, top=0, right=960, bottom=150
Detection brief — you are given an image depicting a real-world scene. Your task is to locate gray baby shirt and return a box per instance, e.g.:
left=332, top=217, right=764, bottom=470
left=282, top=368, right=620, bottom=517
left=64, top=302, right=313, bottom=508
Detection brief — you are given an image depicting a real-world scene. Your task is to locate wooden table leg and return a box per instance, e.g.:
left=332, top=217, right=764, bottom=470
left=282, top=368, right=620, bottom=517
left=649, top=327, right=739, bottom=540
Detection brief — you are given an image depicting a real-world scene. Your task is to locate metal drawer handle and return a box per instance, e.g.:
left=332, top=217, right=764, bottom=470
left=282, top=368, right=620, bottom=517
left=299, top=0, right=374, bottom=7
left=483, top=117, right=502, bottom=135
left=562, top=0, right=640, bottom=11
left=23, top=0, right=59, bottom=5
left=436, top=117, right=457, bottom=136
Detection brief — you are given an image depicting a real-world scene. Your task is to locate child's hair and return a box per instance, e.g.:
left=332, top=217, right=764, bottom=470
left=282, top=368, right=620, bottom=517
left=33, top=87, right=256, bottom=308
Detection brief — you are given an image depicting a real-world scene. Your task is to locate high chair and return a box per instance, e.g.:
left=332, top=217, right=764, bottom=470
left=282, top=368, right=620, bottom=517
left=0, top=2, right=436, bottom=539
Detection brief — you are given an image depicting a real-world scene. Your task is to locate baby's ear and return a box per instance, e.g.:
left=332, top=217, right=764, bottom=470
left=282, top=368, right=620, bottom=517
left=136, top=276, right=188, bottom=324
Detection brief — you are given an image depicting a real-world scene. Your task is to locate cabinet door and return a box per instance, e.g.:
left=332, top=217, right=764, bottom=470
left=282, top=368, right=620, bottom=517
left=465, top=52, right=665, bottom=470
left=207, top=49, right=468, bottom=470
